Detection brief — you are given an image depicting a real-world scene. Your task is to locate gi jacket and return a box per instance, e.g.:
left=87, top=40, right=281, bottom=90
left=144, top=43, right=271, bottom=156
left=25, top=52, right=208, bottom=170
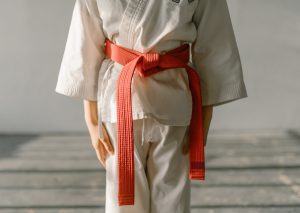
left=55, top=0, right=248, bottom=129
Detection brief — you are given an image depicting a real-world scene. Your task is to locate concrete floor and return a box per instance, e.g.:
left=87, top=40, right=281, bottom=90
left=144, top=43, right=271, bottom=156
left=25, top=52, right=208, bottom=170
left=0, top=129, right=300, bottom=212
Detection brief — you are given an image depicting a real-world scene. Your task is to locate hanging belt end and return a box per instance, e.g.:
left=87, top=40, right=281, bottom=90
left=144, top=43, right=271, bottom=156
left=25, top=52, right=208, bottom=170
left=118, top=194, right=135, bottom=206
left=189, top=172, right=205, bottom=180
left=189, top=161, right=205, bottom=180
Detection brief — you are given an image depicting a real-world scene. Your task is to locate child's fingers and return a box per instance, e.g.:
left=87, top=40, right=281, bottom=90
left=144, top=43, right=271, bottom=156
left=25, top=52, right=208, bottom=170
left=95, top=140, right=107, bottom=169
left=101, top=122, right=114, bottom=155
left=182, top=136, right=190, bottom=155
left=202, top=105, right=213, bottom=146
left=204, top=135, right=207, bottom=146
left=182, top=128, right=190, bottom=155
left=182, top=142, right=189, bottom=155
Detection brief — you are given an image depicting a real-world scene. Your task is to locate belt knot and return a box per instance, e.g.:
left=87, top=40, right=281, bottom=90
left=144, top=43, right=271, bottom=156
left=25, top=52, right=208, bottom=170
left=139, top=53, right=160, bottom=77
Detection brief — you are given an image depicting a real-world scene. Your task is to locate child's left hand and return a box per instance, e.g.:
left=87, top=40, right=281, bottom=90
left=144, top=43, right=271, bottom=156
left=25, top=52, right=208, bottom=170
left=182, top=105, right=213, bottom=154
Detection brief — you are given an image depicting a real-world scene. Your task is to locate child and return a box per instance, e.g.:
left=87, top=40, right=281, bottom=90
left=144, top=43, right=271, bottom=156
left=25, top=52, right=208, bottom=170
left=55, top=0, right=248, bottom=212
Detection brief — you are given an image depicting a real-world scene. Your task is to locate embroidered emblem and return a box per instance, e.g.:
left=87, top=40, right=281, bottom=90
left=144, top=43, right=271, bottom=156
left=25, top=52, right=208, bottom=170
left=172, top=0, right=180, bottom=3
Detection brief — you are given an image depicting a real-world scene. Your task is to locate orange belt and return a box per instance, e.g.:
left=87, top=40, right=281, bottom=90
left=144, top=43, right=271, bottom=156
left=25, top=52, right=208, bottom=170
left=104, top=39, right=205, bottom=206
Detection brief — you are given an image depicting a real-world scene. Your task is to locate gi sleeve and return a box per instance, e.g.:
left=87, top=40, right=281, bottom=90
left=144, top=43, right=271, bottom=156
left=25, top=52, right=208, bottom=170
left=191, top=0, right=248, bottom=106
left=55, top=0, right=106, bottom=101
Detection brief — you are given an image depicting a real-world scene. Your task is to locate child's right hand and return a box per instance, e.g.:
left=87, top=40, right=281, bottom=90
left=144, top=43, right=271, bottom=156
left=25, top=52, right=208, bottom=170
left=87, top=121, right=115, bottom=169
left=84, top=100, right=114, bottom=169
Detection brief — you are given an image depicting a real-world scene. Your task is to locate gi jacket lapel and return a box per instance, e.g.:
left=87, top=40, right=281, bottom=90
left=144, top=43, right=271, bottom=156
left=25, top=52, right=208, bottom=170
left=119, top=0, right=147, bottom=48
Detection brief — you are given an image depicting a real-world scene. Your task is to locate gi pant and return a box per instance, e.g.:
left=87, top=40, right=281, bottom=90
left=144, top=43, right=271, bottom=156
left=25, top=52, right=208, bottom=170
left=103, top=117, right=191, bottom=213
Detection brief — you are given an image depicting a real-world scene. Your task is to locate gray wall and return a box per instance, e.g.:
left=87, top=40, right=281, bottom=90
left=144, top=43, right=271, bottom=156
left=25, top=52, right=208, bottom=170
left=0, top=0, right=299, bottom=134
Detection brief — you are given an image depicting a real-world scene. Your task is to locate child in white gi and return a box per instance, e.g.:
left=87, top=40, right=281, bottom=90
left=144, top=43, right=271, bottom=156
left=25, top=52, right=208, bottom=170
left=55, top=0, right=248, bottom=212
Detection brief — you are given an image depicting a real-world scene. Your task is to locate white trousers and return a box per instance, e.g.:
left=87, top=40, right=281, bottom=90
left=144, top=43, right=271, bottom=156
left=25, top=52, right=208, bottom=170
left=103, top=117, right=191, bottom=213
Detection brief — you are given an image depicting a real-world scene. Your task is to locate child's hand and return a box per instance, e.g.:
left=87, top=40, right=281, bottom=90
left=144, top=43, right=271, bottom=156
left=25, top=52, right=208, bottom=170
left=88, top=122, right=114, bottom=169
left=182, top=105, right=213, bottom=155
left=84, top=100, right=114, bottom=169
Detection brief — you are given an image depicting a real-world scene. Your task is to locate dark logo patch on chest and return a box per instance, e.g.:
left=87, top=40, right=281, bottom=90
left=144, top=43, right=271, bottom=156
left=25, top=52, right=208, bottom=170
left=188, top=0, right=195, bottom=2
left=172, top=0, right=180, bottom=3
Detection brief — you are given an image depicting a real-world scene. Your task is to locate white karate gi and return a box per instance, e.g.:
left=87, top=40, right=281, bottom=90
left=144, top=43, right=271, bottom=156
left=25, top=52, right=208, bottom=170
left=54, top=0, right=248, bottom=212
left=103, top=117, right=191, bottom=213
